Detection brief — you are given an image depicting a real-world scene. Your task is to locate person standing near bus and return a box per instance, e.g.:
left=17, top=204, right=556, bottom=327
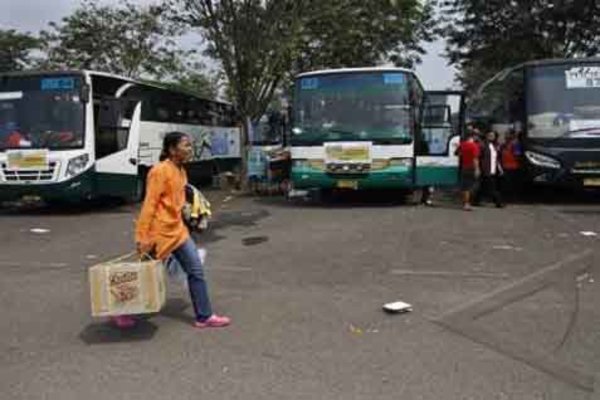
left=500, top=130, right=523, bottom=200
left=136, top=131, right=231, bottom=329
left=474, top=131, right=504, bottom=208
left=455, top=130, right=480, bottom=211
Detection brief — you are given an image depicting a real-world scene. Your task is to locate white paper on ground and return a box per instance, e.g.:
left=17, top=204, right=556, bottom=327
left=383, top=301, right=413, bottom=313
left=30, top=228, right=50, bottom=234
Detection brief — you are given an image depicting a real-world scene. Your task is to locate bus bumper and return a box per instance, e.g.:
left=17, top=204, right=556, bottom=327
left=0, top=170, right=95, bottom=203
left=291, top=167, right=413, bottom=190
left=528, top=166, right=600, bottom=189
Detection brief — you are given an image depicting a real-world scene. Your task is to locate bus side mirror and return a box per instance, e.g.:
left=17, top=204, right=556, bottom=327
left=80, top=84, right=91, bottom=103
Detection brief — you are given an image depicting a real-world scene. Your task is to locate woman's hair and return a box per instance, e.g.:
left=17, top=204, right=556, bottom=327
left=159, top=131, right=189, bottom=161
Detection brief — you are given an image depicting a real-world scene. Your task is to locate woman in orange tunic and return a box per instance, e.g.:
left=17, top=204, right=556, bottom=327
left=136, top=132, right=230, bottom=329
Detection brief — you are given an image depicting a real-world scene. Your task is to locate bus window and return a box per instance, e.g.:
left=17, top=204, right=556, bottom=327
left=95, top=98, right=135, bottom=159
left=421, top=103, right=453, bottom=155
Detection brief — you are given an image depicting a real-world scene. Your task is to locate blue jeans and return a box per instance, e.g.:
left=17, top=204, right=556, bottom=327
left=172, top=237, right=213, bottom=321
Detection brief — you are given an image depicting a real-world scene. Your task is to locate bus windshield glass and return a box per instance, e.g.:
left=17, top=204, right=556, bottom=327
left=292, top=72, right=412, bottom=145
left=527, top=63, right=600, bottom=138
left=0, top=75, right=85, bottom=150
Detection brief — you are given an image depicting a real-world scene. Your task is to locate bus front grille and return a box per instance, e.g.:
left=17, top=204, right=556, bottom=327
left=1, top=162, right=58, bottom=182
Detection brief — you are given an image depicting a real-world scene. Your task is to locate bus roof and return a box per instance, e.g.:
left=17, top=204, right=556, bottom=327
left=0, top=69, right=233, bottom=106
left=475, top=57, right=600, bottom=96
left=296, top=67, right=415, bottom=79
left=0, top=69, right=87, bottom=78
left=517, top=57, right=600, bottom=69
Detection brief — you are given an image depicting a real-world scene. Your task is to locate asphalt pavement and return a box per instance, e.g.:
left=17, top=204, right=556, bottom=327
left=1, top=189, right=600, bottom=400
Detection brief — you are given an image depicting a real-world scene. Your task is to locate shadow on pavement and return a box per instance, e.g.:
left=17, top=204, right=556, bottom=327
left=159, top=298, right=194, bottom=326
left=253, top=190, right=417, bottom=209
left=253, top=185, right=599, bottom=209
left=559, top=209, right=600, bottom=215
left=0, top=198, right=134, bottom=216
left=195, top=208, right=271, bottom=245
left=79, top=319, right=158, bottom=345
left=511, top=186, right=599, bottom=205
left=242, top=235, right=270, bottom=246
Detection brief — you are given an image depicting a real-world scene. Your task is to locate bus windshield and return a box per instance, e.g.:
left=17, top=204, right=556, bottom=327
left=292, top=72, right=412, bottom=145
left=527, top=64, right=600, bottom=138
left=0, top=75, right=85, bottom=150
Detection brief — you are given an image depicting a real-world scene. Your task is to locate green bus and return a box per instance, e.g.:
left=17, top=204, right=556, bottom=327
left=0, top=70, right=240, bottom=204
left=289, top=67, right=464, bottom=197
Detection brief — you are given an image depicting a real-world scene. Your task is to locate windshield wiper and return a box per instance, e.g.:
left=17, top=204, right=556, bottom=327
left=563, top=127, right=600, bottom=136
left=545, top=127, right=600, bottom=144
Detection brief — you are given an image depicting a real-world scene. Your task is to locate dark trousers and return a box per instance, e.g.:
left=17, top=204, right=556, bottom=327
left=501, top=169, right=523, bottom=200
left=474, top=175, right=503, bottom=206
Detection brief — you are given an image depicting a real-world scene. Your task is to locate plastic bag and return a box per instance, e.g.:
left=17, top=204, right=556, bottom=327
left=164, top=248, right=207, bottom=283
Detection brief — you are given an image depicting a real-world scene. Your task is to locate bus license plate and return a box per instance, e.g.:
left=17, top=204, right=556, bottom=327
left=337, top=180, right=358, bottom=189
left=584, top=178, right=600, bottom=187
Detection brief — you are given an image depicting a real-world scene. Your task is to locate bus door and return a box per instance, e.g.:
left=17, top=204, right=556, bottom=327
left=94, top=97, right=142, bottom=199
left=415, top=91, right=464, bottom=187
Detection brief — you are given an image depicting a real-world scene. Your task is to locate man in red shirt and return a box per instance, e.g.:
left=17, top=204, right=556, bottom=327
left=455, top=130, right=481, bottom=210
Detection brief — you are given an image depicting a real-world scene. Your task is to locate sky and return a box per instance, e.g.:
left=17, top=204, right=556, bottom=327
left=1, top=0, right=457, bottom=90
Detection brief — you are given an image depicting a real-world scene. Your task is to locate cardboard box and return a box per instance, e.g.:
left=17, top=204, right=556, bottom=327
left=89, top=258, right=166, bottom=317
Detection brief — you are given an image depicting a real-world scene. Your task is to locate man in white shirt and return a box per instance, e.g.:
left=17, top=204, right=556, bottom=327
left=473, top=131, right=504, bottom=208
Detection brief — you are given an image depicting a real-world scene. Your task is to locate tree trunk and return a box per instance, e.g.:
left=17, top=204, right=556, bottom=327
left=238, top=116, right=251, bottom=192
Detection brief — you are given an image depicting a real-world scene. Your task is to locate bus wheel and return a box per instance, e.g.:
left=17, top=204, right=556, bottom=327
left=402, top=190, right=418, bottom=205
left=279, top=179, right=290, bottom=195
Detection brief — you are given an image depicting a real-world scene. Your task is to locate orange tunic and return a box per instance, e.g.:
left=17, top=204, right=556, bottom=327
left=135, top=160, right=189, bottom=260
left=501, top=142, right=520, bottom=171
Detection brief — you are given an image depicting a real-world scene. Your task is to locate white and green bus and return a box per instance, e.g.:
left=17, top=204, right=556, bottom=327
left=289, top=68, right=464, bottom=196
left=0, top=70, right=241, bottom=204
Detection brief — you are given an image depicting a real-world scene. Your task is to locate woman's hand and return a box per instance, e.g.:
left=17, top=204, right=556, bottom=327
left=136, top=241, right=154, bottom=256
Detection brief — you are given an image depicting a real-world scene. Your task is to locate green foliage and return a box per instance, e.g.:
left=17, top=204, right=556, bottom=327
left=39, top=0, right=191, bottom=79
left=146, top=67, right=220, bottom=100
left=0, top=29, right=40, bottom=72
left=176, top=0, right=436, bottom=121
left=176, top=0, right=305, bottom=121
left=297, top=0, right=437, bottom=72
left=441, top=0, right=600, bottom=92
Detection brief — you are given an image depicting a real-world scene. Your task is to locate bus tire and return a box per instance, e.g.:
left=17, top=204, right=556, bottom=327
left=279, top=179, right=290, bottom=195
left=402, top=190, right=418, bottom=205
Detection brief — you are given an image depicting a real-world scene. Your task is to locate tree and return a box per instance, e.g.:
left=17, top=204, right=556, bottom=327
left=176, top=0, right=305, bottom=121
left=176, top=0, right=437, bottom=118
left=441, top=0, right=600, bottom=93
left=296, top=0, right=437, bottom=72
left=146, top=67, right=221, bottom=100
left=39, top=0, right=190, bottom=80
left=172, top=70, right=220, bottom=99
left=175, top=0, right=307, bottom=184
left=0, top=29, right=40, bottom=72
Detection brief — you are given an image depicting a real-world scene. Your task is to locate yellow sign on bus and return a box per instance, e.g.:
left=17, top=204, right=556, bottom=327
left=325, top=142, right=372, bottom=164
left=6, top=149, right=49, bottom=171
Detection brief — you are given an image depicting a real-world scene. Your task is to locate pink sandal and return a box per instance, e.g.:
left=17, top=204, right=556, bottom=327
left=110, top=315, right=137, bottom=328
left=193, top=314, right=231, bottom=329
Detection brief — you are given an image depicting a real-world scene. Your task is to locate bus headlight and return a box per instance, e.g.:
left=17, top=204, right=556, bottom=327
left=525, top=151, right=560, bottom=169
left=66, top=154, right=90, bottom=177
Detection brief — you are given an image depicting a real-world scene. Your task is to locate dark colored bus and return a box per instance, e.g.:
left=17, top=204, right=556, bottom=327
left=469, top=58, right=600, bottom=188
